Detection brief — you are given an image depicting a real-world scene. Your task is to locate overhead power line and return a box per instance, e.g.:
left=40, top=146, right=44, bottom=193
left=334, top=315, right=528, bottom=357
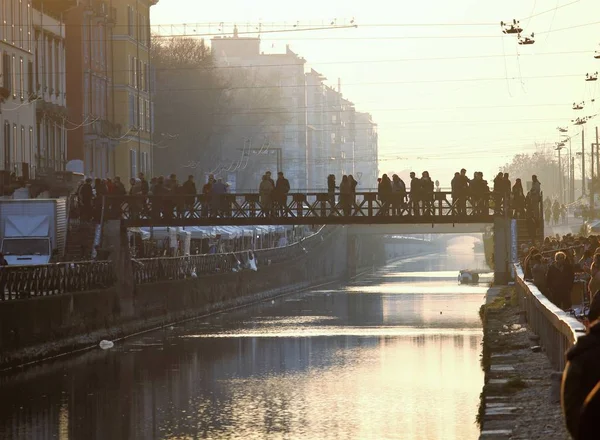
left=519, top=0, right=581, bottom=21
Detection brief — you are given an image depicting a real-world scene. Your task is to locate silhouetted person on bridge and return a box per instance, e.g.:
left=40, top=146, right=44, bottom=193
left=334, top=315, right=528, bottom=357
left=274, top=172, right=290, bottom=216
left=392, top=174, right=406, bottom=216
left=327, top=175, right=337, bottom=207
left=503, top=173, right=512, bottom=213
left=530, top=175, right=542, bottom=221
left=340, top=175, right=352, bottom=216
left=493, top=172, right=504, bottom=215
left=182, top=175, right=197, bottom=214
left=457, top=168, right=470, bottom=216
left=378, top=174, right=393, bottom=216
left=202, top=175, right=215, bottom=217
left=421, top=171, right=434, bottom=216
left=410, top=172, right=421, bottom=216
left=451, top=172, right=460, bottom=214
left=211, top=178, right=228, bottom=217
left=512, top=179, right=526, bottom=218
left=259, top=175, right=274, bottom=217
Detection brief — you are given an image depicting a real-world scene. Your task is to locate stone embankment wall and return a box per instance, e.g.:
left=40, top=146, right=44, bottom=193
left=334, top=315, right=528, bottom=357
left=0, top=227, right=435, bottom=369
left=478, top=287, right=569, bottom=440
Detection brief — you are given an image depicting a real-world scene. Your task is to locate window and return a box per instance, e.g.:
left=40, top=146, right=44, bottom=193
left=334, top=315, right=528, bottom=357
left=0, top=51, right=3, bottom=87
left=27, top=60, right=32, bottom=96
left=3, top=122, right=10, bottom=170
left=12, top=124, right=17, bottom=169
left=129, top=149, right=137, bottom=177
left=145, top=99, right=150, bottom=132
left=11, top=55, right=16, bottom=98
left=127, top=6, right=133, bottom=37
left=0, top=0, right=5, bottom=41
left=11, top=0, right=15, bottom=44
left=133, top=56, right=137, bottom=88
left=129, top=56, right=134, bottom=86
left=20, top=125, right=24, bottom=164
left=82, top=20, right=89, bottom=61
left=19, top=57, right=23, bottom=99
left=54, top=41, right=59, bottom=94
left=83, top=75, right=89, bottom=114
left=29, top=126, right=33, bottom=173
left=150, top=101, right=154, bottom=133
left=140, top=62, right=145, bottom=91
left=137, top=96, right=142, bottom=128
left=128, top=93, right=135, bottom=127
left=26, top=1, right=30, bottom=52
left=99, top=26, right=104, bottom=61
left=18, top=0, right=22, bottom=49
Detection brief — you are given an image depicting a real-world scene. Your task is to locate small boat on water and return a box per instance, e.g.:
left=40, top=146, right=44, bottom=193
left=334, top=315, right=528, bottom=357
left=458, top=270, right=480, bottom=284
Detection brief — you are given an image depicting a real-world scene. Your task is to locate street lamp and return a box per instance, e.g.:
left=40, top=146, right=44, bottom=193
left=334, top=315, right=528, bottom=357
left=555, top=143, right=565, bottom=204
left=558, top=126, right=574, bottom=203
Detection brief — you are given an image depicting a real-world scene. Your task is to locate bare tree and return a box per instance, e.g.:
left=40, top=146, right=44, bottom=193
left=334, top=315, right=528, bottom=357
left=151, top=37, right=288, bottom=187
left=501, top=144, right=563, bottom=198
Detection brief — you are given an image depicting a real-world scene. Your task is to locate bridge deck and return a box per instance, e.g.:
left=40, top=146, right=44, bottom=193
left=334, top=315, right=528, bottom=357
left=104, top=191, right=509, bottom=227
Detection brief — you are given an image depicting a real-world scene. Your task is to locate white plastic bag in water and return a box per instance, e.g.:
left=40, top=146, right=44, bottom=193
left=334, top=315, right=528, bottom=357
left=247, top=251, right=257, bottom=272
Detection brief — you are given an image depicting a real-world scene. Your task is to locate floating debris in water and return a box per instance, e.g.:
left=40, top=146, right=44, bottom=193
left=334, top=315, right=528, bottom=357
left=99, top=340, right=114, bottom=350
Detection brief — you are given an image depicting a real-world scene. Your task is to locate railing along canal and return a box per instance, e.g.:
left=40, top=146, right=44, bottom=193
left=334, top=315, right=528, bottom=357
left=131, top=226, right=336, bottom=284
left=514, top=264, right=585, bottom=371
left=0, top=227, right=335, bottom=301
left=0, top=261, right=115, bottom=301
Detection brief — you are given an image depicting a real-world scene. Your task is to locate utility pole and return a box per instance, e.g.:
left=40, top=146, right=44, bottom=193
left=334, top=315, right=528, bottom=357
left=555, top=144, right=564, bottom=204
left=591, top=139, right=595, bottom=219
left=582, top=127, right=586, bottom=197
left=597, top=126, right=600, bottom=184
left=572, top=156, right=576, bottom=203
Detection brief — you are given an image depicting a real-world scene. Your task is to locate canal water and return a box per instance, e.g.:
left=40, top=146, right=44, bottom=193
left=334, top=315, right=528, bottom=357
left=0, top=236, right=488, bottom=440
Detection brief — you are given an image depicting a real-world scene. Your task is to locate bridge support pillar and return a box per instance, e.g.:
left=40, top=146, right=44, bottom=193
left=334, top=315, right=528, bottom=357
left=104, top=220, right=135, bottom=317
left=493, top=217, right=515, bottom=285
left=347, top=234, right=358, bottom=280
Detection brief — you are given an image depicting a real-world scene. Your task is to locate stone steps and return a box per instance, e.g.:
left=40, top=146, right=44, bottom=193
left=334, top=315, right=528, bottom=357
left=480, top=364, right=518, bottom=439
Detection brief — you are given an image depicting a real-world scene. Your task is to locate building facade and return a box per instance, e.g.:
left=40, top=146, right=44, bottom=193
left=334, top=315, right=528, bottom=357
left=112, top=0, right=156, bottom=179
left=65, top=0, right=121, bottom=178
left=211, top=36, right=309, bottom=190
left=0, top=0, right=36, bottom=179
left=354, top=111, right=379, bottom=189
left=32, top=2, right=68, bottom=177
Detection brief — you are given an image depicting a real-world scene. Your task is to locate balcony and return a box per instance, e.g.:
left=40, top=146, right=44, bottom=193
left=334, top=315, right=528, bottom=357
left=31, top=0, right=78, bottom=15
left=107, top=7, right=117, bottom=25
left=87, top=119, right=122, bottom=139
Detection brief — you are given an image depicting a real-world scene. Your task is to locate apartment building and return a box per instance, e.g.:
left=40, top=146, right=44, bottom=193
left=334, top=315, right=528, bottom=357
left=211, top=35, right=309, bottom=190
left=0, top=0, right=36, bottom=178
left=354, top=111, right=379, bottom=188
left=340, top=96, right=356, bottom=178
left=65, top=0, right=121, bottom=178
left=31, top=2, right=68, bottom=177
left=112, top=0, right=156, bottom=179
left=305, top=69, right=328, bottom=189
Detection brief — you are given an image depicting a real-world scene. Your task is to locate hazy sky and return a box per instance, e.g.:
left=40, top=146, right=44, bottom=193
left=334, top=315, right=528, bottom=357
left=150, top=0, right=600, bottom=183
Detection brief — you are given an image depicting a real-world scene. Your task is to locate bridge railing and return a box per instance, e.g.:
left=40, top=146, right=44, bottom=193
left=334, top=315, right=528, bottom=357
left=514, top=264, right=585, bottom=371
left=102, top=191, right=507, bottom=226
left=0, top=261, right=115, bottom=301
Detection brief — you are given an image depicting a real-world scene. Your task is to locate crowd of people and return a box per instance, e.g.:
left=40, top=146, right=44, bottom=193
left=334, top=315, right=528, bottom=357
left=545, top=197, right=569, bottom=226
left=514, top=232, right=600, bottom=439
left=73, top=168, right=548, bottom=222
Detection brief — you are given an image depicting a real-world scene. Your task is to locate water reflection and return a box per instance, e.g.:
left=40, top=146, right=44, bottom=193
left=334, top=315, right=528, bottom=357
left=0, top=239, right=485, bottom=440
